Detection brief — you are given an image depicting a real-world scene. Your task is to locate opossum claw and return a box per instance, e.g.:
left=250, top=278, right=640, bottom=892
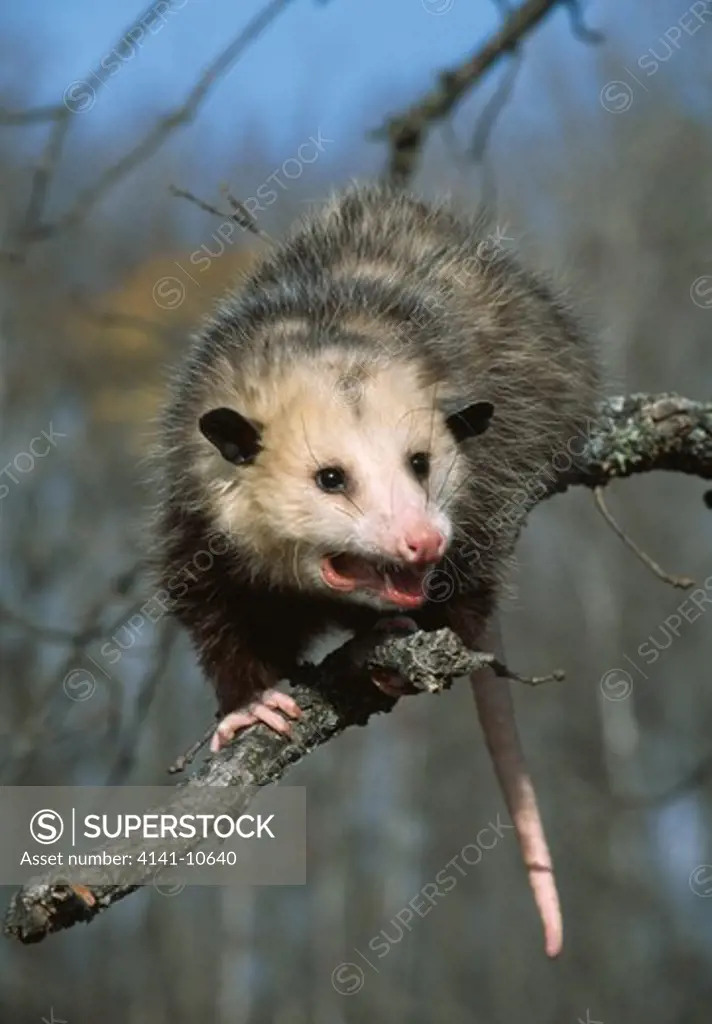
left=210, top=690, right=302, bottom=752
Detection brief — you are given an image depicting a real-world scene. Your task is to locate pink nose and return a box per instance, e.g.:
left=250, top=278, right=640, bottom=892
left=398, top=527, right=445, bottom=565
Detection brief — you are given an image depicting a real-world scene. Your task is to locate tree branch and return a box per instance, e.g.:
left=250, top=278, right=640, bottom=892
left=4, top=0, right=298, bottom=252
left=557, top=393, right=712, bottom=490
left=5, top=390, right=712, bottom=944
left=4, top=628, right=548, bottom=945
left=373, top=0, right=572, bottom=185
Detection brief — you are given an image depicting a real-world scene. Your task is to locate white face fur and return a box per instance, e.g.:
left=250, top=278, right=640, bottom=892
left=194, top=349, right=491, bottom=610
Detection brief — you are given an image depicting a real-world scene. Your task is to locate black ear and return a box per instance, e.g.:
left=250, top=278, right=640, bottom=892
left=199, top=407, right=262, bottom=465
left=446, top=401, right=494, bottom=443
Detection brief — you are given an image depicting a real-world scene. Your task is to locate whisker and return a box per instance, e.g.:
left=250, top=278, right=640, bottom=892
left=301, top=414, right=319, bottom=469
left=336, top=501, right=360, bottom=521
left=440, top=468, right=477, bottom=508
left=393, top=404, right=433, bottom=427
left=434, top=448, right=462, bottom=506
left=426, top=382, right=440, bottom=505
left=441, top=551, right=470, bottom=592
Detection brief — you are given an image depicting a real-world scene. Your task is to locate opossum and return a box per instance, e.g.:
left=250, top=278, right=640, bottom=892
left=154, top=183, right=598, bottom=959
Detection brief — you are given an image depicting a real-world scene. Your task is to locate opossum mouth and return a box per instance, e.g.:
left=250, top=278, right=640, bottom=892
left=321, top=554, right=429, bottom=608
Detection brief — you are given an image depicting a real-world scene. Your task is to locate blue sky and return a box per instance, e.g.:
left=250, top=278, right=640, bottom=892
left=0, top=0, right=628, bottom=166
left=2, top=1, right=704, bottom=177
left=2, top=0, right=704, bottom=253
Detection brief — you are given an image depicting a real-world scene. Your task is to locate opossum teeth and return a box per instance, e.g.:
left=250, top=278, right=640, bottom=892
left=383, top=565, right=430, bottom=609
left=322, top=553, right=430, bottom=609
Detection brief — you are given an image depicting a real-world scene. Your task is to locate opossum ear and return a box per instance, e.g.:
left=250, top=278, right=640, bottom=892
left=446, top=401, right=494, bottom=443
left=199, top=407, right=262, bottom=465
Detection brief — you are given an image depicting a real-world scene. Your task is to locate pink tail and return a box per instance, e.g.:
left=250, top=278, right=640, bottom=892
left=471, top=663, right=563, bottom=958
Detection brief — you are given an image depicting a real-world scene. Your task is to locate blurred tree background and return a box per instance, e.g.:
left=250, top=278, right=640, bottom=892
left=2, top=0, right=712, bottom=1021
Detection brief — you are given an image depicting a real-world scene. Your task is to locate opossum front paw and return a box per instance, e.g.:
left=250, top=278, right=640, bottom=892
left=210, top=690, right=302, bottom=753
left=371, top=616, right=419, bottom=697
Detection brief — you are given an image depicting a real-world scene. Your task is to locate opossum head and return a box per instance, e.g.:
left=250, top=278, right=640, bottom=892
left=195, top=350, right=493, bottom=610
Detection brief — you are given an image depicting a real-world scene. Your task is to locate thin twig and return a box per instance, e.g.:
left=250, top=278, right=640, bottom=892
left=3, top=565, right=144, bottom=782
left=170, top=184, right=272, bottom=242
left=25, top=0, right=298, bottom=243
left=221, top=186, right=272, bottom=241
left=0, top=104, right=65, bottom=126
left=470, top=52, right=523, bottom=162
left=168, top=185, right=227, bottom=219
left=594, top=486, right=695, bottom=590
left=167, top=725, right=216, bottom=775
left=20, top=114, right=72, bottom=248
left=563, top=0, right=604, bottom=43
left=373, top=0, right=566, bottom=185
left=13, top=0, right=194, bottom=256
left=470, top=49, right=523, bottom=211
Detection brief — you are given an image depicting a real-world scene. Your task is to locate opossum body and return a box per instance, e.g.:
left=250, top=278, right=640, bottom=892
left=155, top=183, right=598, bottom=958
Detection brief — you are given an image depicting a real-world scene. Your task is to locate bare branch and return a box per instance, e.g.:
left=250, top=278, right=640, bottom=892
left=469, top=49, right=523, bottom=211
left=221, top=186, right=273, bottom=241
left=470, top=52, right=523, bottom=164
left=3, top=565, right=143, bottom=783
left=23, top=0, right=298, bottom=244
left=170, top=184, right=272, bottom=242
left=562, top=0, right=604, bottom=43
left=0, top=104, right=65, bottom=126
left=4, top=627, right=555, bottom=945
left=19, top=113, right=72, bottom=251
left=373, top=0, right=566, bottom=185
left=168, top=726, right=216, bottom=776
left=555, top=393, right=712, bottom=490
left=11, top=1, right=198, bottom=257
left=593, top=486, right=695, bottom=590
left=168, top=185, right=227, bottom=219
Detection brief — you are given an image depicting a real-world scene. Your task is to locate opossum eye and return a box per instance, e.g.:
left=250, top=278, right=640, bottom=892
left=409, top=452, right=430, bottom=480
left=199, top=407, right=262, bottom=465
left=315, top=466, right=348, bottom=493
left=446, top=401, right=494, bottom=443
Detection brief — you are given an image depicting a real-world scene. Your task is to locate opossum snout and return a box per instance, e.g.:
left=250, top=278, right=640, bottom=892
left=396, top=526, right=446, bottom=565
